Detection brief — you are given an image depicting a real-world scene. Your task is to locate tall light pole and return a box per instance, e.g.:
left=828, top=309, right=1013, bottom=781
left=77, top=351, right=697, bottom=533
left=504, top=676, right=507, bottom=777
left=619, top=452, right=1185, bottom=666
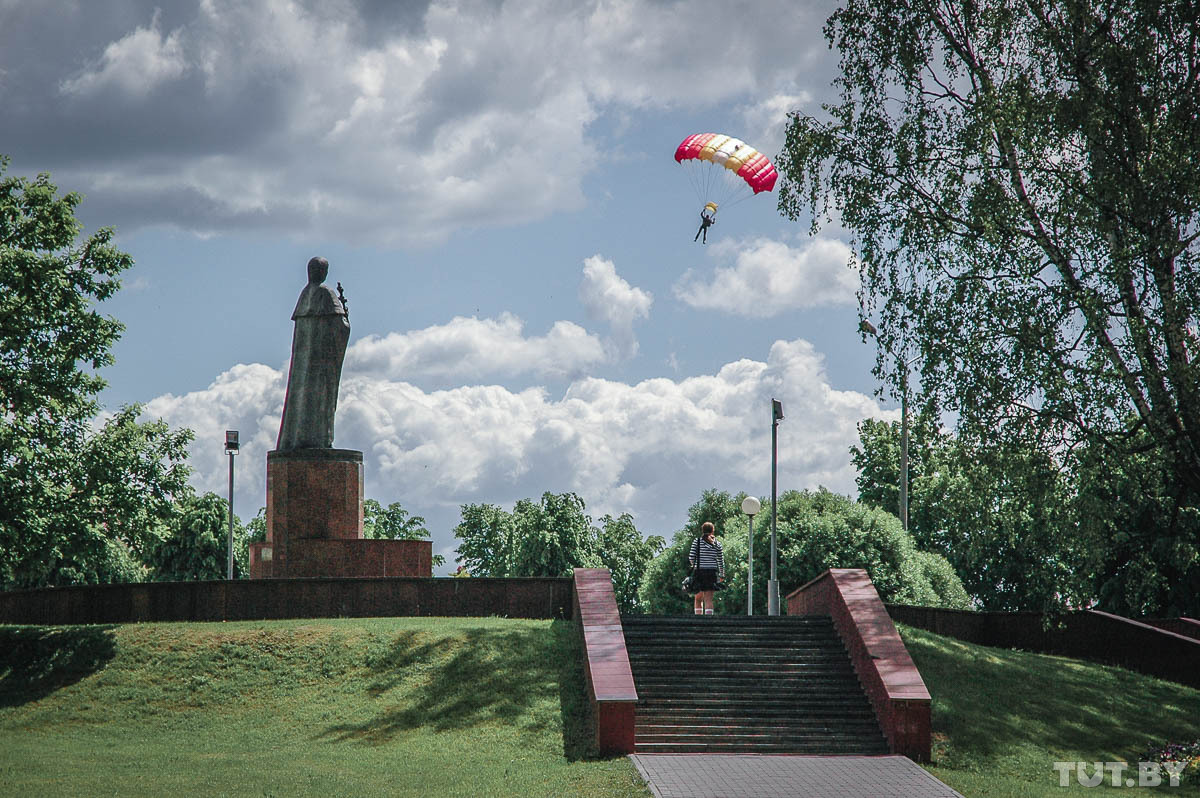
left=859, top=320, right=912, bottom=532
left=741, top=496, right=761, bottom=615
left=769, top=398, right=784, bottom=615
left=225, top=430, right=239, bottom=579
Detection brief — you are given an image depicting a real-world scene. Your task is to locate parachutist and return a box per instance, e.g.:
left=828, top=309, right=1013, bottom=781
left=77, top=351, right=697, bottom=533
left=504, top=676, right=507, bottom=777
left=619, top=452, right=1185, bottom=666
left=694, top=207, right=716, bottom=243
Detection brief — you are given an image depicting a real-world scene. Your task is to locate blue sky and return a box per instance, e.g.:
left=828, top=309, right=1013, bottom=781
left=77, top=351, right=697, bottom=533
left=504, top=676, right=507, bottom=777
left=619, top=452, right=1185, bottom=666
left=3, top=0, right=899, bottom=570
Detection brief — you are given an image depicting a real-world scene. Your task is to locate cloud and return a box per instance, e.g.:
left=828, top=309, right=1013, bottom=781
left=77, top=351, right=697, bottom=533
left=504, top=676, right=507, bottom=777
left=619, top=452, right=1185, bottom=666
left=674, top=236, right=858, bottom=316
left=140, top=362, right=287, bottom=514
left=344, top=312, right=606, bottom=384
left=2, top=0, right=837, bottom=244
left=578, top=255, right=652, bottom=359
left=60, top=10, right=187, bottom=99
left=739, top=91, right=814, bottom=161
left=140, top=335, right=893, bottom=569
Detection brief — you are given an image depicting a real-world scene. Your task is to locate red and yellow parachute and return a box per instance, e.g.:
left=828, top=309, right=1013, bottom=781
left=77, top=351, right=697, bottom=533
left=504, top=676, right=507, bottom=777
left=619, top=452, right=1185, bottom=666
left=675, top=133, right=778, bottom=213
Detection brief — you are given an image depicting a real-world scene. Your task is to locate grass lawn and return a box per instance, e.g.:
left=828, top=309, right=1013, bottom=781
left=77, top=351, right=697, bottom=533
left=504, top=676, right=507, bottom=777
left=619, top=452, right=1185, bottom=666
left=0, top=617, right=651, bottom=797
left=4, top=615, right=1198, bottom=797
left=900, top=624, right=1200, bottom=797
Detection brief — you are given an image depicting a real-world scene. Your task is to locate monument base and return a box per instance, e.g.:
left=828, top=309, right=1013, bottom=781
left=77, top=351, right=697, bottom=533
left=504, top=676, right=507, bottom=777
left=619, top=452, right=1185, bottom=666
left=249, top=448, right=432, bottom=579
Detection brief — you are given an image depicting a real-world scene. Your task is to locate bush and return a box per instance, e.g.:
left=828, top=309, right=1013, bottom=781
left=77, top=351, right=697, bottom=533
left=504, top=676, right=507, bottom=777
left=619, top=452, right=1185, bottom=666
left=638, top=488, right=973, bottom=614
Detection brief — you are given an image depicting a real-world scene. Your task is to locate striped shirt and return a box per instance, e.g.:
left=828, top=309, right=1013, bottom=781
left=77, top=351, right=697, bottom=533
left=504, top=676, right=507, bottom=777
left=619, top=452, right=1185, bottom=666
left=689, top=536, right=725, bottom=574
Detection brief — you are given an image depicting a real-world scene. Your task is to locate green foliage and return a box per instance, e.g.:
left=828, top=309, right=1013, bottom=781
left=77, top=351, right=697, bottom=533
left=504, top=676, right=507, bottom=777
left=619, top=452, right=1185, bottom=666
left=77, top=406, right=194, bottom=562
left=148, top=492, right=228, bottom=582
left=1076, top=430, right=1200, bottom=617
left=239, top=506, right=267, bottom=577
left=853, top=416, right=1085, bottom=611
left=509, top=492, right=600, bottom=577
left=779, top=0, right=1200, bottom=613
left=453, top=493, right=659, bottom=612
left=0, top=159, right=194, bottom=588
left=363, top=498, right=444, bottom=568
left=3, top=404, right=194, bottom=588
left=455, top=492, right=601, bottom=578
left=0, top=157, right=128, bottom=428
left=595, top=513, right=664, bottom=614
left=910, top=551, right=972, bottom=611
left=853, top=414, right=1200, bottom=614
left=363, top=499, right=427, bottom=540
left=454, top=503, right=517, bottom=577
left=244, top=507, right=267, bottom=545
left=638, top=488, right=972, bottom=614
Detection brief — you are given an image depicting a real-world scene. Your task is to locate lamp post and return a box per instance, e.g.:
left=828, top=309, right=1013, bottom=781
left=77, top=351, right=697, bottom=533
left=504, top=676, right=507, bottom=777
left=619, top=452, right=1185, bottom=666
left=859, top=320, right=913, bottom=532
left=224, top=430, right=239, bottom=579
left=769, top=399, right=784, bottom=615
left=741, top=496, right=761, bottom=615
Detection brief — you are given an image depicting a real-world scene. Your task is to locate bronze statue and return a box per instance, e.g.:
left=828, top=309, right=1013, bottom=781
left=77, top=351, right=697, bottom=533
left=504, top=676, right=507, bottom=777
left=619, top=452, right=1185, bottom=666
left=276, top=257, right=350, bottom=450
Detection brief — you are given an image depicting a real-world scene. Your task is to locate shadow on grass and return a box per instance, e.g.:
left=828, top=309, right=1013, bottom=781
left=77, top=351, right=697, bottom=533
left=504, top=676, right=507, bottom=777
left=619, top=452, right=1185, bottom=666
left=319, top=622, right=565, bottom=744
left=0, top=625, right=117, bottom=707
left=900, top=625, right=1200, bottom=767
left=553, top=619, right=603, bottom=761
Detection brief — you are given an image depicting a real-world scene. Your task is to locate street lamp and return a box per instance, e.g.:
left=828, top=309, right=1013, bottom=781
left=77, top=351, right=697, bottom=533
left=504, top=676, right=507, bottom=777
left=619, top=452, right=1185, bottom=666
left=859, top=320, right=913, bottom=533
left=224, top=430, right=239, bottom=580
left=769, top=398, right=784, bottom=615
left=741, top=496, right=761, bottom=615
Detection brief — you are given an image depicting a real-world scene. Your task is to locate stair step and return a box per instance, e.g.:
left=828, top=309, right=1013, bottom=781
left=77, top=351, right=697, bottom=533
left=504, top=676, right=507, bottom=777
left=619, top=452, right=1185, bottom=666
left=629, top=648, right=848, bottom=655
left=635, top=728, right=884, bottom=741
left=634, top=677, right=860, bottom=687
left=619, top=614, right=887, bottom=756
left=634, top=741, right=889, bottom=754
left=637, top=707, right=877, bottom=719
left=636, top=721, right=883, bottom=733
left=636, top=695, right=872, bottom=705
left=631, top=662, right=856, bottom=673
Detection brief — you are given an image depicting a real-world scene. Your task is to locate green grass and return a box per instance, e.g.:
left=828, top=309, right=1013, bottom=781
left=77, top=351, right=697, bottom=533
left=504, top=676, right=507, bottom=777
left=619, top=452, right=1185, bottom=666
left=900, top=624, right=1200, bottom=797
left=0, top=618, right=651, bottom=797
left=4, top=616, right=1197, bottom=797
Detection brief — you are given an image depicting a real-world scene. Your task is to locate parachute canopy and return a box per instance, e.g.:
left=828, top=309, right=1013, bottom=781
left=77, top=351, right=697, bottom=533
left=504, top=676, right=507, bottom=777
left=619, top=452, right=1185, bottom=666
left=675, top=134, right=778, bottom=205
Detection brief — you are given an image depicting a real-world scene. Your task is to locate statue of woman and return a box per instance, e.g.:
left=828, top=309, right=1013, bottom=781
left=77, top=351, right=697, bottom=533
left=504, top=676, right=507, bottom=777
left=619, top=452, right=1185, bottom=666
left=276, top=257, right=350, bottom=450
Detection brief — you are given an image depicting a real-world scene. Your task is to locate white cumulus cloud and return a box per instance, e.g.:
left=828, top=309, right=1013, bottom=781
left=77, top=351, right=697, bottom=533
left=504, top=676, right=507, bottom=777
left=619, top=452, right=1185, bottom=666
left=344, top=312, right=607, bottom=384
left=60, top=10, right=187, bottom=99
left=579, top=255, right=653, bottom=359
left=140, top=335, right=893, bottom=571
left=674, top=236, right=858, bottom=316
left=739, top=91, right=814, bottom=162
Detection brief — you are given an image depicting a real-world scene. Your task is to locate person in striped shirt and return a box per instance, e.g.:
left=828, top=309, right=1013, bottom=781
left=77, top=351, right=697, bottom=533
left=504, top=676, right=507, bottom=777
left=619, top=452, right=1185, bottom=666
left=688, top=521, right=725, bottom=615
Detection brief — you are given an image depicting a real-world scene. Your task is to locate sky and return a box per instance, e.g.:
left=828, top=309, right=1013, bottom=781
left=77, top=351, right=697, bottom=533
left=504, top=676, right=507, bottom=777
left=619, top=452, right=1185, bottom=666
left=2, top=0, right=900, bottom=571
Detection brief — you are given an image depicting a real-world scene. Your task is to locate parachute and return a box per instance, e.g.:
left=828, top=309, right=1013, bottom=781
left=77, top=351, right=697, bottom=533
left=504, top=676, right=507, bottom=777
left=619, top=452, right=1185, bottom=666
left=675, top=133, right=778, bottom=213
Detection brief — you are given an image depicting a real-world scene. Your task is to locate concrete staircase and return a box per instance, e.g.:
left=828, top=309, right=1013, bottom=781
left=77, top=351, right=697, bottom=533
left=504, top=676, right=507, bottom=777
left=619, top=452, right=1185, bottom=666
left=621, top=614, right=889, bottom=754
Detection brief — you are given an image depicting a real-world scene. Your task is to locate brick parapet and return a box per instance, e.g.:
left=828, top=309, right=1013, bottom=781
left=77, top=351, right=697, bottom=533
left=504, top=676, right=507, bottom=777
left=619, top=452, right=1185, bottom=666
left=787, top=568, right=932, bottom=762
left=572, top=568, right=637, bottom=755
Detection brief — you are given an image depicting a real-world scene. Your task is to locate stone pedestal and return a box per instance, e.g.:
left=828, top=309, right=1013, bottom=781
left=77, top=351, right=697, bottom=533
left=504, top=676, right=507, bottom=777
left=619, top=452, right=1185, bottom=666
left=250, top=448, right=432, bottom=579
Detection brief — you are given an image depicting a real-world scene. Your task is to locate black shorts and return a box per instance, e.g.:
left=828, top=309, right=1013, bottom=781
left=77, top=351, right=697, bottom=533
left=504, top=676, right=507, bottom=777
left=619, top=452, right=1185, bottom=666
left=690, top=568, right=720, bottom=592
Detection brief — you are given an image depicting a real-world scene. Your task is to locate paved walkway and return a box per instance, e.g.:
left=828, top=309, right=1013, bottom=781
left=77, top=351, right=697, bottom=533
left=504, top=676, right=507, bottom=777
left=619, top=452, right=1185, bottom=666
left=629, top=754, right=965, bottom=798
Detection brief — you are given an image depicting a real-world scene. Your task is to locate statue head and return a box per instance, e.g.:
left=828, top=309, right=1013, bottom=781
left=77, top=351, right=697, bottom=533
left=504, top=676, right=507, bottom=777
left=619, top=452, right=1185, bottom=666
left=307, top=256, right=329, bottom=284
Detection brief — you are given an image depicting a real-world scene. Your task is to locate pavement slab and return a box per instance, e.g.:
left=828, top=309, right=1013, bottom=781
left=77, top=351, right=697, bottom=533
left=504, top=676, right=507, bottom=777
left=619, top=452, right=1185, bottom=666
left=629, top=754, right=965, bottom=798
